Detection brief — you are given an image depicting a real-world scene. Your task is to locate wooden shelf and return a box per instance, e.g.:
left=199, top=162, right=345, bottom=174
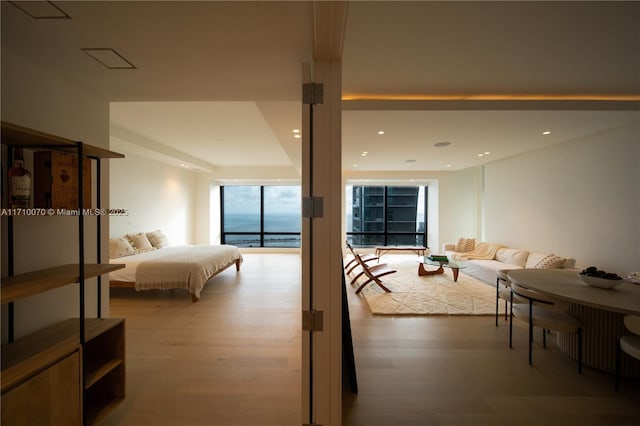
left=1, top=122, right=126, bottom=424
left=1, top=121, right=124, bottom=159
left=85, top=358, right=123, bottom=389
left=1, top=318, right=124, bottom=392
left=1, top=263, right=125, bottom=304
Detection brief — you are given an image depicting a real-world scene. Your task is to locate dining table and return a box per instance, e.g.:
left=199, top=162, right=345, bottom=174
left=507, top=268, right=640, bottom=376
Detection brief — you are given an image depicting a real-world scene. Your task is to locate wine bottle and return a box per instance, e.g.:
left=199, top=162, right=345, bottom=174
left=8, top=147, right=31, bottom=208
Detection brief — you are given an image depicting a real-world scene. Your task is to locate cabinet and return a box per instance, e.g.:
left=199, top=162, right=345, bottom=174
left=1, top=122, right=126, bottom=425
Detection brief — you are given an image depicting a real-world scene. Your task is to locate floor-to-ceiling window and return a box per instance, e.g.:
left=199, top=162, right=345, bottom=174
left=346, top=185, right=427, bottom=247
left=221, top=185, right=301, bottom=247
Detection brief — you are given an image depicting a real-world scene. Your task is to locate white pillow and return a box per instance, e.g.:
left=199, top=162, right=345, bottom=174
left=525, top=252, right=548, bottom=268
left=496, top=248, right=529, bottom=267
left=533, top=253, right=566, bottom=269
left=109, top=237, right=135, bottom=259
left=146, top=229, right=169, bottom=248
left=126, top=232, right=156, bottom=253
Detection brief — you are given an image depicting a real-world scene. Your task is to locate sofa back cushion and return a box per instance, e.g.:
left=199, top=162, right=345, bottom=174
left=495, top=248, right=529, bottom=267
left=526, top=252, right=566, bottom=269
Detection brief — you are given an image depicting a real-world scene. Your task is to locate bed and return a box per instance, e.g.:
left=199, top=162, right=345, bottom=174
left=109, top=244, right=243, bottom=302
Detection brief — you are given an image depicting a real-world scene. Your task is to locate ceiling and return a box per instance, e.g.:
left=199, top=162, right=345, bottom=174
left=2, top=1, right=639, bottom=176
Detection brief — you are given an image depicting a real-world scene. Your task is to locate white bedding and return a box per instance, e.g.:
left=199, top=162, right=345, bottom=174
left=110, top=245, right=243, bottom=299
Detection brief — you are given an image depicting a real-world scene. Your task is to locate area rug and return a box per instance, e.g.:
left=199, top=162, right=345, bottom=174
left=349, top=255, right=505, bottom=316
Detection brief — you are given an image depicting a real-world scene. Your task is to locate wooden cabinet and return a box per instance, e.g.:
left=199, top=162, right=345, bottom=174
left=1, top=122, right=125, bottom=425
left=2, top=351, right=81, bottom=426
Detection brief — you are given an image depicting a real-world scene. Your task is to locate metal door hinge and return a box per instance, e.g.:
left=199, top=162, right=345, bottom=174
left=302, top=310, right=324, bottom=332
left=303, top=83, right=324, bottom=105
left=302, top=196, right=324, bottom=218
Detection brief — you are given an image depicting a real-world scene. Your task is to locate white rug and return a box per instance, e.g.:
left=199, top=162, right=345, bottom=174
left=349, top=255, right=505, bottom=316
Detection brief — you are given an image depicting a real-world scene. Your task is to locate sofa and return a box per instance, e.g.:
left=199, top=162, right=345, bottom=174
left=442, top=239, right=576, bottom=286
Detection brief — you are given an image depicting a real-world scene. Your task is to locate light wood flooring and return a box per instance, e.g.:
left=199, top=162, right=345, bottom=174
left=104, top=253, right=640, bottom=425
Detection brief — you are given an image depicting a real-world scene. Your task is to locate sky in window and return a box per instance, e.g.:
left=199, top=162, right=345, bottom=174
left=224, top=185, right=301, bottom=215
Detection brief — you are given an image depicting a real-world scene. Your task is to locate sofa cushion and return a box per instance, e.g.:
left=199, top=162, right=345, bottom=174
left=525, top=252, right=564, bottom=269
left=533, top=253, right=566, bottom=269
left=495, top=248, right=529, bottom=267
left=525, top=252, right=547, bottom=268
left=454, top=237, right=476, bottom=253
left=464, top=259, right=521, bottom=285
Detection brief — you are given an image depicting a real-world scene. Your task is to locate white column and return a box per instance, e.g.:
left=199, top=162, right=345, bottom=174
left=302, top=3, right=348, bottom=424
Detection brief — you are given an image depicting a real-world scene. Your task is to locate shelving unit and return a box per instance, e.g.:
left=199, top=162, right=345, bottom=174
left=1, top=122, right=125, bottom=425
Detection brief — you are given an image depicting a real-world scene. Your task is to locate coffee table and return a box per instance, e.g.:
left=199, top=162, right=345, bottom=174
left=417, top=257, right=465, bottom=282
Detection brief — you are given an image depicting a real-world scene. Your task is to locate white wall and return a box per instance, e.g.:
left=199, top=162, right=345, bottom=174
left=1, top=48, right=111, bottom=340
left=436, top=166, right=482, bottom=249
left=109, top=152, right=196, bottom=245
left=484, top=123, right=640, bottom=273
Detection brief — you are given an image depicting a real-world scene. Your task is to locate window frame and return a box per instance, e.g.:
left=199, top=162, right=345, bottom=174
left=220, top=185, right=301, bottom=248
left=346, top=185, right=428, bottom=248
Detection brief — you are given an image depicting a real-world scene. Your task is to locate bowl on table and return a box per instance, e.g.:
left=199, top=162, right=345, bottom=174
left=578, top=273, right=624, bottom=289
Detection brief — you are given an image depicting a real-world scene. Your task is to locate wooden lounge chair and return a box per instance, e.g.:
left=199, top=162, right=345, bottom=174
left=344, top=241, right=379, bottom=274
left=351, top=253, right=395, bottom=294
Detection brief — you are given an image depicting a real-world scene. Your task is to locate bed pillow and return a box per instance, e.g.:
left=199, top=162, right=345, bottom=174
left=146, top=229, right=169, bottom=248
left=127, top=232, right=156, bottom=253
left=109, top=237, right=135, bottom=259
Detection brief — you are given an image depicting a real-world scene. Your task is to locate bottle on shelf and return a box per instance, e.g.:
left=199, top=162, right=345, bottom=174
left=8, top=147, right=31, bottom=208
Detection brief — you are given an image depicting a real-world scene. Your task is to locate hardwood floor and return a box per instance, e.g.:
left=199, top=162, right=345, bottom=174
left=104, top=253, right=302, bottom=426
left=103, top=253, right=640, bottom=425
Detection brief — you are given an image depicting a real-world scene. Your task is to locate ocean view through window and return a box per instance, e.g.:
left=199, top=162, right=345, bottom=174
left=221, top=185, right=301, bottom=248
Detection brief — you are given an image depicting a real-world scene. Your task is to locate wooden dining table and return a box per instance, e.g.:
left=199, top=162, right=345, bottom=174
left=508, top=268, right=640, bottom=376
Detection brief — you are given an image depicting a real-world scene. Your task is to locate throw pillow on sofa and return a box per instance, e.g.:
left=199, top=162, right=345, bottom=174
left=533, top=253, right=566, bottom=269
left=455, top=237, right=475, bottom=253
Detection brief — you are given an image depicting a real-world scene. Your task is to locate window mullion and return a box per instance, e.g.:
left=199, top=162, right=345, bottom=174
left=260, top=186, right=265, bottom=247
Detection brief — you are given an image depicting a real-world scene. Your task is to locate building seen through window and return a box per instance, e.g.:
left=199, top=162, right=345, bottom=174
left=346, top=185, right=426, bottom=247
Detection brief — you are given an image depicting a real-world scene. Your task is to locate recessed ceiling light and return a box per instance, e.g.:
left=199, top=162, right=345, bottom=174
left=292, top=129, right=300, bottom=133
left=543, top=131, right=552, bottom=135
left=353, top=164, right=358, bottom=168
left=478, top=154, right=484, bottom=157
left=10, top=1, right=71, bottom=19
left=484, top=151, right=490, bottom=155
left=434, top=141, right=451, bottom=147
left=82, top=48, right=136, bottom=69
left=361, top=151, right=368, bottom=156
left=377, top=131, right=385, bottom=135
left=294, top=134, right=301, bottom=138
left=446, top=164, right=452, bottom=168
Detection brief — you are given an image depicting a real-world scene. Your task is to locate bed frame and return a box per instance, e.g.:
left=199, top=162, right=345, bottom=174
left=110, top=258, right=242, bottom=302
